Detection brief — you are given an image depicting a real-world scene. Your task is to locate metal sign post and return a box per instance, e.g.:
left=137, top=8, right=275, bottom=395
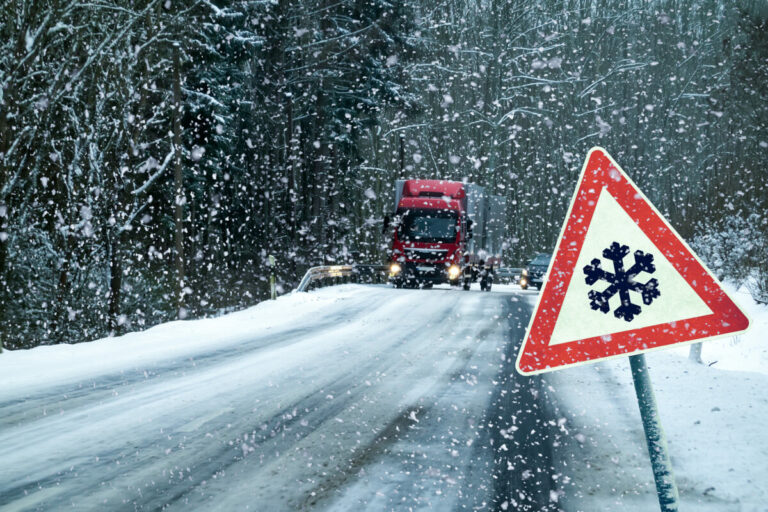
left=629, top=353, right=680, bottom=511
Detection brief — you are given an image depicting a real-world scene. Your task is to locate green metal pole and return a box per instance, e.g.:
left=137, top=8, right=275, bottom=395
left=268, top=254, right=276, bottom=300
left=629, top=353, right=680, bottom=512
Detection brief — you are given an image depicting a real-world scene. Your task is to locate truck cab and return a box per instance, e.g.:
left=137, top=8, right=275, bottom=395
left=386, top=180, right=470, bottom=288
left=385, top=179, right=505, bottom=289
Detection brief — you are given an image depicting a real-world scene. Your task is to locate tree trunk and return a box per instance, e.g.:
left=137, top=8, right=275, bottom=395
left=0, top=206, right=6, bottom=352
left=53, top=241, right=71, bottom=344
left=312, top=149, right=325, bottom=261
left=172, top=44, right=186, bottom=318
left=108, top=234, right=122, bottom=334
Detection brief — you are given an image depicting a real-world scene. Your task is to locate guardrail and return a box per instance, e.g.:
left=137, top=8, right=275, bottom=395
left=295, top=264, right=390, bottom=292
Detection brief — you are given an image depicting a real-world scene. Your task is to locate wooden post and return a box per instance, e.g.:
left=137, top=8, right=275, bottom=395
left=269, top=255, right=276, bottom=300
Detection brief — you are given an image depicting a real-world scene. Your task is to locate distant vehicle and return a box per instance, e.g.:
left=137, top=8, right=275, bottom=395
left=383, top=179, right=505, bottom=288
left=495, top=267, right=522, bottom=284
left=520, top=253, right=552, bottom=290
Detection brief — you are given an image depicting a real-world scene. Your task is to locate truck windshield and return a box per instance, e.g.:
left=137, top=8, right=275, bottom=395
left=397, top=208, right=458, bottom=243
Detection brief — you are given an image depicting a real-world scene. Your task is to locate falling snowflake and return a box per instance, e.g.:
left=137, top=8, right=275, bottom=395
left=583, top=242, right=660, bottom=322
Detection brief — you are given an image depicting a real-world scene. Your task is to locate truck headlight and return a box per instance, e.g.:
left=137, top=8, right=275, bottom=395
left=522, top=269, right=529, bottom=276
left=390, top=263, right=402, bottom=275
left=448, top=265, right=460, bottom=279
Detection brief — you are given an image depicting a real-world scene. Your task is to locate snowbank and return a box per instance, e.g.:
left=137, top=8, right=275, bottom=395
left=0, top=285, right=378, bottom=398
left=673, top=283, right=768, bottom=376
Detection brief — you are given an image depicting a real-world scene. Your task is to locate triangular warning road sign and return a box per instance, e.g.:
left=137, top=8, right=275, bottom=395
left=516, top=147, right=750, bottom=375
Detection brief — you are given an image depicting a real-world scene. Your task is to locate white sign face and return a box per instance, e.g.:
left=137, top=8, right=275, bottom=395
left=548, top=188, right=713, bottom=346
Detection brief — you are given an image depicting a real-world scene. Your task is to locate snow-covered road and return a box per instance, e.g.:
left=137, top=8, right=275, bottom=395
left=0, top=284, right=564, bottom=511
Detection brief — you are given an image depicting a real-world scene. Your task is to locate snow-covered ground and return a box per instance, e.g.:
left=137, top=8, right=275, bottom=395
left=1, top=282, right=765, bottom=511
left=549, top=283, right=768, bottom=512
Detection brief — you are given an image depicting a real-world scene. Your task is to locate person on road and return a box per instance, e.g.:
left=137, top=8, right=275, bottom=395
left=461, top=254, right=475, bottom=290
left=478, top=259, right=494, bottom=292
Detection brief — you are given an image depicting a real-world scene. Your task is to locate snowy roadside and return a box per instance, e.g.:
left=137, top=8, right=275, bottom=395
left=0, top=285, right=386, bottom=398
left=547, top=284, right=768, bottom=511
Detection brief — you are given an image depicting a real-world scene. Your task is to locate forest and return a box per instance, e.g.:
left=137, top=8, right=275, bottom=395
left=1, top=0, right=767, bottom=348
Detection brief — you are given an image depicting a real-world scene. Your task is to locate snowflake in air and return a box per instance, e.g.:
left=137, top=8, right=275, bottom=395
left=583, top=242, right=660, bottom=322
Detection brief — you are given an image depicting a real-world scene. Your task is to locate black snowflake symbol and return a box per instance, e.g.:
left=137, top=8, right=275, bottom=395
left=583, top=242, right=661, bottom=322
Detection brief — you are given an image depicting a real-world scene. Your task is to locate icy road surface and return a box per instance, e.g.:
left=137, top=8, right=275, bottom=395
left=0, top=284, right=566, bottom=511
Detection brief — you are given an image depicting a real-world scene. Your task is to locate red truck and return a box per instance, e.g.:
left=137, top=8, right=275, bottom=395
left=383, top=179, right=505, bottom=288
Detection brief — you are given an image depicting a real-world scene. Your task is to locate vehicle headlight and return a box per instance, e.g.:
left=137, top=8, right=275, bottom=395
left=522, top=269, right=529, bottom=276
left=390, top=263, right=402, bottom=275
left=448, top=265, right=460, bottom=279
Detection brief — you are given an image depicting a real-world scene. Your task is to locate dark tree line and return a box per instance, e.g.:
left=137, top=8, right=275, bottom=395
left=1, top=0, right=766, bottom=349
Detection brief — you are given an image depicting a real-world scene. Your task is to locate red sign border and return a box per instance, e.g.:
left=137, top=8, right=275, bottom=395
left=516, top=147, right=751, bottom=375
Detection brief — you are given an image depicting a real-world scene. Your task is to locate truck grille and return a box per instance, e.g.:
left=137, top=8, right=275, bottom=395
left=404, top=248, right=448, bottom=261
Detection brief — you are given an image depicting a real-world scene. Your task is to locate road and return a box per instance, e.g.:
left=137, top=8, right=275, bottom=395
left=0, top=284, right=566, bottom=511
